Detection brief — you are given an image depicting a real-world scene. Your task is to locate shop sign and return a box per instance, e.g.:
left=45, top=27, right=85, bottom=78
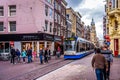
left=54, top=36, right=61, bottom=41
left=44, top=34, right=54, bottom=41
left=22, top=35, right=39, bottom=40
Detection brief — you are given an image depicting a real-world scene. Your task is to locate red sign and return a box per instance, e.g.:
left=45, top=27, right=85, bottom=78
left=10, top=41, right=14, bottom=45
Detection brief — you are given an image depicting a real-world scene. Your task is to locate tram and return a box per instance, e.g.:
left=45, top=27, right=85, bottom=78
left=64, top=37, right=94, bottom=59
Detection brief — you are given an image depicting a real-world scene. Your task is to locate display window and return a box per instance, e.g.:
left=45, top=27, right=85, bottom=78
left=22, top=42, right=32, bottom=51
left=39, top=42, right=44, bottom=49
left=0, top=42, right=10, bottom=53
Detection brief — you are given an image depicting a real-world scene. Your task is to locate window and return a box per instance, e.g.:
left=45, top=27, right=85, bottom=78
left=9, top=21, right=16, bottom=31
left=47, top=0, right=52, bottom=4
left=0, top=22, right=4, bottom=31
left=50, top=23, right=52, bottom=32
left=45, top=21, right=48, bottom=31
left=115, top=20, right=118, bottom=30
left=54, top=1, right=58, bottom=10
left=58, top=26, right=60, bottom=36
left=49, top=8, right=53, bottom=18
left=58, top=14, right=60, bottom=24
left=9, top=5, right=16, bottom=16
left=45, top=5, right=48, bottom=16
left=58, top=4, right=61, bottom=12
left=55, top=12, right=57, bottom=22
left=0, top=6, right=4, bottom=16
left=116, top=0, right=118, bottom=8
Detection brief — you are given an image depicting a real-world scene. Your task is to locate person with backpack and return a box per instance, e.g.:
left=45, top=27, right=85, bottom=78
left=16, top=49, right=21, bottom=63
left=101, top=45, right=113, bottom=80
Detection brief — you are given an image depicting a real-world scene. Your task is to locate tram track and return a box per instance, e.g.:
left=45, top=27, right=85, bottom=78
left=9, top=58, right=74, bottom=80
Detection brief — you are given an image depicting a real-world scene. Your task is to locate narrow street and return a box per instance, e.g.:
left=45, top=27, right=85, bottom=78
left=37, top=54, right=120, bottom=80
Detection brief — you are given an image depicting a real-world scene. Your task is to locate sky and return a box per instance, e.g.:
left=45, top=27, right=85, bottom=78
left=65, top=0, right=106, bottom=40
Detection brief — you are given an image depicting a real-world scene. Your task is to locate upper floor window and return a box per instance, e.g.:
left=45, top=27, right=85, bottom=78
left=47, top=0, right=52, bottom=4
left=115, top=20, right=118, bottom=30
left=55, top=12, right=57, bottom=22
left=9, top=21, right=16, bottom=31
left=9, top=5, right=16, bottom=16
left=58, top=4, right=61, bottom=12
left=0, top=6, right=4, bottom=16
left=0, top=22, right=4, bottom=31
left=45, top=20, right=48, bottom=31
left=45, top=5, right=48, bottom=16
left=50, top=22, right=52, bottom=32
left=49, top=8, right=53, bottom=19
left=54, top=1, right=58, bottom=10
left=111, top=0, right=118, bottom=9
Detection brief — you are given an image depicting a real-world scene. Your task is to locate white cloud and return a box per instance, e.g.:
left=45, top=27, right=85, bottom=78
left=73, top=0, right=105, bottom=40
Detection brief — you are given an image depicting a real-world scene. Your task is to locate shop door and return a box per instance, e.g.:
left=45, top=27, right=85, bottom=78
left=114, top=39, right=119, bottom=57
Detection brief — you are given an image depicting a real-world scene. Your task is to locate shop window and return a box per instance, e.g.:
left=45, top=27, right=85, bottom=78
left=39, top=42, right=44, bottom=49
left=22, top=42, right=32, bottom=51
left=0, top=43, right=4, bottom=53
left=5, top=43, right=9, bottom=53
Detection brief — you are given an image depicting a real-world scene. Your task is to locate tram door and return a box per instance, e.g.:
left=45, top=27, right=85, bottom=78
left=114, top=39, right=119, bottom=57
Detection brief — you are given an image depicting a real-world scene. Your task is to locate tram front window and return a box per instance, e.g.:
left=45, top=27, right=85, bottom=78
left=65, top=40, right=75, bottom=51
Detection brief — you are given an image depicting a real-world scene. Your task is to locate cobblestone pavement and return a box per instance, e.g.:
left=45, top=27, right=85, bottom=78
left=37, top=54, right=120, bottom=80
left=0, top=55, right=73, bottom=80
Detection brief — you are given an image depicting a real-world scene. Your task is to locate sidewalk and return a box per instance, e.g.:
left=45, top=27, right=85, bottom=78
left=0, top=55, right=66, bottom=80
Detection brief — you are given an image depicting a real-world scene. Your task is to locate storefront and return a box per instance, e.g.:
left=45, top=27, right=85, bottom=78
left=0, top=33, right=54, bottom=56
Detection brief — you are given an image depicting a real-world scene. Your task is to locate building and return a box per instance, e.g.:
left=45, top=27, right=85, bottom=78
left=53, top=0, right=67, bottom=51
left=105, top=0, right=120, bottom=57
left=90, top=18, right=97, bottom=46
left=75, top=12, right=83, bottom=38
left=66, top=7, right=76, bottom=37
left=84, top=25, right=90, bottom=41
left=66, top=14, right=72, bottom=38
left=0, top=0, right=55, bottom=55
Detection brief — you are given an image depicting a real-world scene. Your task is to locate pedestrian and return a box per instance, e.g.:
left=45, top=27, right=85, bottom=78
left=91, top=48, right=108, bottom=80
left=21, top=49, right=27, bottom=63
left=39, top=48, right=43, bottom=64
left=94, top=47, right=97, bottom=54
left=44, top=48, right=48, bottom=63
left=16, top=49, right=21, bottom=63
left=10, top=45, right=16, bottom=64
left=32, top=50, right=36, bottom=61
left=27, top=47, right=32, bottom=63
left=48, top=49, right=51, bottom=60
left=101, top=45, right=113, bottom=80
left=56, top=46, right=61, bottom=58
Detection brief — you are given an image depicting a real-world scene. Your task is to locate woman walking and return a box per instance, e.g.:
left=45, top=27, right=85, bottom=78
left=21, top=49, right=27, bottom=63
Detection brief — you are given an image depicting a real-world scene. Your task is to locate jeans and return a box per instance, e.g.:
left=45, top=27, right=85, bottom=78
left=28, top=56, right=32, bottom=63
left=95, top=69, right=104, bottom=80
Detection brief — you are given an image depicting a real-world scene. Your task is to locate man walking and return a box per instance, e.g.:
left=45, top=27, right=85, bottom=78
left=101, top=45, right=113, bottom=80
left=91, top=48, right=108, bottom=80
left=10, top=46, right=16, bottom=64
